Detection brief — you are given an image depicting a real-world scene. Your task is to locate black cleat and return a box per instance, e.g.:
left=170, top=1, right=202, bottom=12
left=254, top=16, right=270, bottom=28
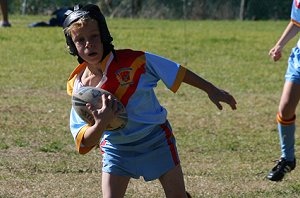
left=186, top=191, right=192, bottom=198
left=267, top=158, right=296, bottom=181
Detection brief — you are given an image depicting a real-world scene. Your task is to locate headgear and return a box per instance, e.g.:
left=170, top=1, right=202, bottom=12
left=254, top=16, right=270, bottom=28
left=63, top=4, right=113, bottom=62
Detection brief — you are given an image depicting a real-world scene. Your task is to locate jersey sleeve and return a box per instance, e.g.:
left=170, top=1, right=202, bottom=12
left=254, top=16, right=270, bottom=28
left=144, top=52, right=186, bottom=93
left=291, top=0, right=300, bottom=26
left=70, top=107, right=95, bottom=154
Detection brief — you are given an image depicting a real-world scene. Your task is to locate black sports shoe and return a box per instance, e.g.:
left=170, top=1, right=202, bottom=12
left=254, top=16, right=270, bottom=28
left=186, top=191, right=192, bottom=198
left=267, top=158, right=296, bottom=181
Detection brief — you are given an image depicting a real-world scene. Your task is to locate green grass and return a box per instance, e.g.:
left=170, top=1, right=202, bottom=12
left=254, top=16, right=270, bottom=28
left=1, top=15, right=300, bottom=197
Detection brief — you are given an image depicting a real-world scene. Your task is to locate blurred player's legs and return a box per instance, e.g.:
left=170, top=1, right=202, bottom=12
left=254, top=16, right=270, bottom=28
left=0, top=0, right=11, bottom=27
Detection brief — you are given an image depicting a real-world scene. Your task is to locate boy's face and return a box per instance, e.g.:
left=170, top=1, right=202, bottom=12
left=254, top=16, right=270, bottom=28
left=71, top=20, right=104, bottom=65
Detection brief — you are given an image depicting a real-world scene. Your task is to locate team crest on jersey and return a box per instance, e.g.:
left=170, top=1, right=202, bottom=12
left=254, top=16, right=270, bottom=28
left=296, top=0, right=300, bottom=8
left=116, top=68, right=134, bottom=86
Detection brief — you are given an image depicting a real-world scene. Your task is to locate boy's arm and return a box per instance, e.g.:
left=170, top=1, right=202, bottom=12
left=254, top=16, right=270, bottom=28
left=82, top=94, right=119, bottom=147
left=269, top=21, right=300, bottom=61
left=182, top=69, right=237, bottom=110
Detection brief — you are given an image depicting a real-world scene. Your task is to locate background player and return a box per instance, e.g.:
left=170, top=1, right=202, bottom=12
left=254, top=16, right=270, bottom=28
left=267, top=0, right=300, bottom=182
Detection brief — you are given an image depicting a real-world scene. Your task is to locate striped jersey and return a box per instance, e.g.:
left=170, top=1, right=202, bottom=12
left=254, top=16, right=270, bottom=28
left=67, top=49, right=186, bottom=154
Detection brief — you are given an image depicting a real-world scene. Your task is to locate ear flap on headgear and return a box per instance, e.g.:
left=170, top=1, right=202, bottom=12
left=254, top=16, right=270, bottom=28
left=63, top=5, right=84, bottom=56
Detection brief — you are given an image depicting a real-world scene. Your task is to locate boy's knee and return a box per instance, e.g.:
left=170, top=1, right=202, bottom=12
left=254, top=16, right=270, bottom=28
left=277, top=112, right=296, bottom=125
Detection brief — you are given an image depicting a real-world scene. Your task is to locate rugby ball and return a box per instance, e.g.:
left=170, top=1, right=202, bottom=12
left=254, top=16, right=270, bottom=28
left=72, top=86, right=128, bottom=131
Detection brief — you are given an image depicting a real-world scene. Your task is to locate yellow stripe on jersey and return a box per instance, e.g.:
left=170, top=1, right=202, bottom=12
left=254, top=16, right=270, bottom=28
left=100, top=51, right=113, bottom=72
left=76, top=125, right=95, bottom=154
left=67, top=75, right=76, bottom=96
left=114, top=54, right=146, bottom=99
left=67, top=62, right=87, bottom=96
left=170, top=65, right=187, bottom=93
left=291, top=19, right=300, bottom=28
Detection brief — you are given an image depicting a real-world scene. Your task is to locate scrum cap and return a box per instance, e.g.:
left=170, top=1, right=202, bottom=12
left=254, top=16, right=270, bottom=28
left=63, top=4, right=113, bottom=59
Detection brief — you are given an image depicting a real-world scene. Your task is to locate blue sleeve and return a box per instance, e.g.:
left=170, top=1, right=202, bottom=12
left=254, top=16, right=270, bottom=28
left=70, top=107, right=87, bottom=141
left=145, top=52, right=181, bottom=89
left=291, top=0, right=300, bottom=23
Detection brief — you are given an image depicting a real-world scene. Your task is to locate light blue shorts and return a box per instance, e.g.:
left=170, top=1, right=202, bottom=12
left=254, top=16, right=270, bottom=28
left=286, top=46, right=300, bottom=85
left=100, top=121, right=180, bottom=181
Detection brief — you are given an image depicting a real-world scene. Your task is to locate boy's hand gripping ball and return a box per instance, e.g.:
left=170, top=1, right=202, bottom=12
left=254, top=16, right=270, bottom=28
left=72, top=86, right=128, bottom=131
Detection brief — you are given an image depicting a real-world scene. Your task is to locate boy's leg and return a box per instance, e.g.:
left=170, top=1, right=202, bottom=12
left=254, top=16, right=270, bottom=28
left=278, top=81, right=300, bottom=160
left=102, top=172, right=130, bottom=198
left=267, top=81, right=300, bottom=181
left=277, top=114, right=295, bottom=161
left=159, top=164, right=189, bottom=198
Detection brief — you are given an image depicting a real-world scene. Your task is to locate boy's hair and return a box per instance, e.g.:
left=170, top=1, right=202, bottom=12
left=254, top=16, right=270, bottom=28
left=64, top=16, right=92, bottom=35
left=63, top=4, right=114, bottom=63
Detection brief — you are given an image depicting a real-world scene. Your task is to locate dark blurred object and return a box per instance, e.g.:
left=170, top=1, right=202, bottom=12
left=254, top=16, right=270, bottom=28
left=0, top=0, right=11, bottom=27
left=28, top=7, right=69, bottom=27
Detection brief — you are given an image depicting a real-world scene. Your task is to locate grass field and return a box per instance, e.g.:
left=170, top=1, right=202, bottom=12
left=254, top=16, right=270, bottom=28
left=1, top=15, right=300, bottom=197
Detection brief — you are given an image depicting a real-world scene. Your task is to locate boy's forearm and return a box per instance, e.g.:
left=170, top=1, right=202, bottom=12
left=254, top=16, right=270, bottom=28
left=275, top=21, right=300, bottom=49
left=183, top=69, right=218, bottom=95
left=82, top=124, right=106, bottom=147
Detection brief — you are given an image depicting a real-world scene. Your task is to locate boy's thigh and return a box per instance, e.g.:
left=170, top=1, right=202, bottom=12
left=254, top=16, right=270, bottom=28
left=159, top=164, right=187, bottom=197
left=102, top=172, right=130, bottom=198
